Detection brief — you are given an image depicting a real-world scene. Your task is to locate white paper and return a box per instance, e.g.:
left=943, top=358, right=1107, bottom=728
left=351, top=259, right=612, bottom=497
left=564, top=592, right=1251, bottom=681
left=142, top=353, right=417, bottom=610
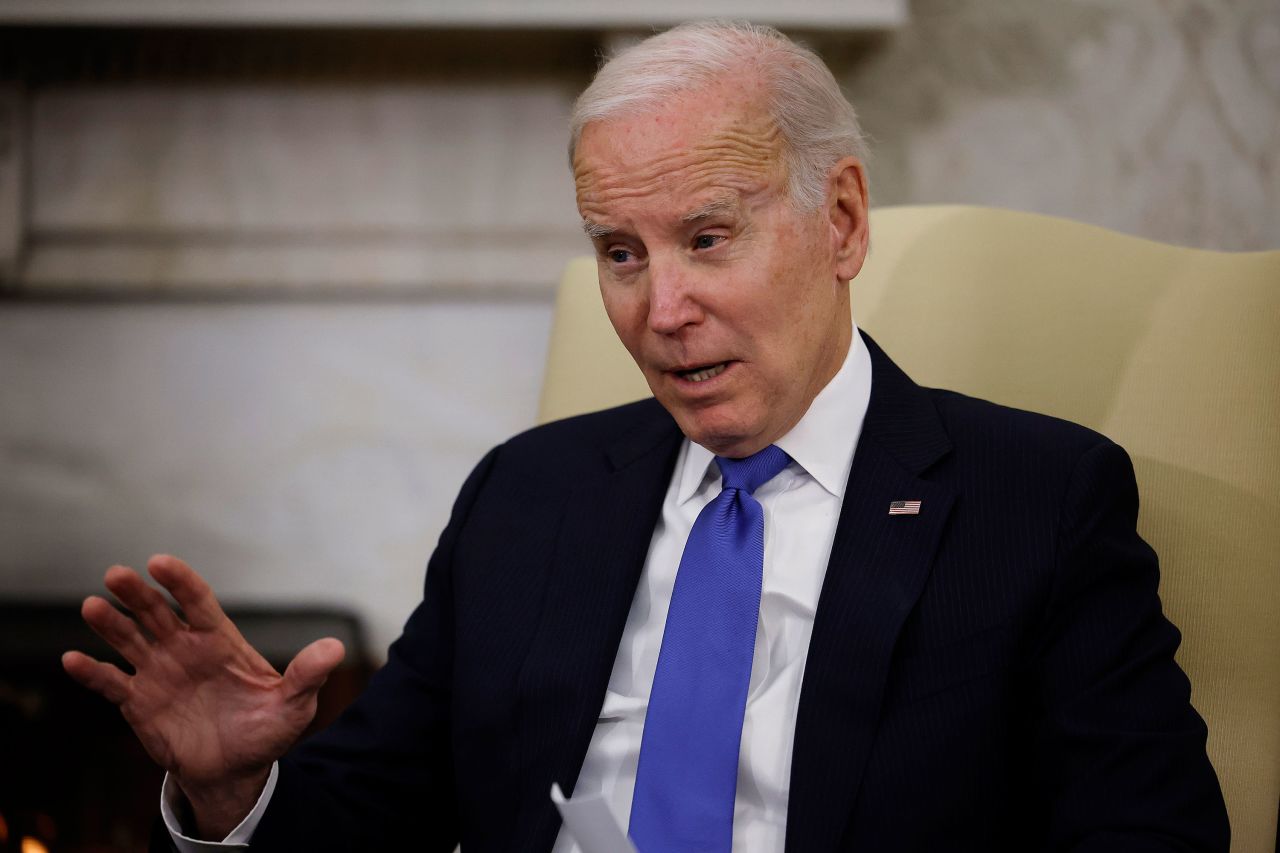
left=551, top=783, right=638, bottom=853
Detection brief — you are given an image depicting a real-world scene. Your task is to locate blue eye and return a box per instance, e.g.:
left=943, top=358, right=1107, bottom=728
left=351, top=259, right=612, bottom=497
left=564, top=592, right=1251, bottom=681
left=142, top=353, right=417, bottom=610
left=608, top=249, right=633, bottom=263
left=693, top=234, right=722, bottom=250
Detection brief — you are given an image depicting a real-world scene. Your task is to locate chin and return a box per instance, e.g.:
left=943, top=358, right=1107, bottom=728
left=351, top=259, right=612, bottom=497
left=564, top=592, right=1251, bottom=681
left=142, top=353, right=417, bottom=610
left=675, top=412, right=763, bottom=457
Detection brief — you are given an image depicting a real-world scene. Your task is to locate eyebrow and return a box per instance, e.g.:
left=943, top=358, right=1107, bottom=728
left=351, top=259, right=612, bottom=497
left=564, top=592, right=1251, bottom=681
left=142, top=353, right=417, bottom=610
left=681, top=196, right=740, bottom=224
left=581, top=219, right=615, bottom=240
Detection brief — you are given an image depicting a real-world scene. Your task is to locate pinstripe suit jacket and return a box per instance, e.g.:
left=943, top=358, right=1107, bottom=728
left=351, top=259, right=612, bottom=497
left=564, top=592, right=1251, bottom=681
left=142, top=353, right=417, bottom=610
left=245, top=332, right=1228, bottom=852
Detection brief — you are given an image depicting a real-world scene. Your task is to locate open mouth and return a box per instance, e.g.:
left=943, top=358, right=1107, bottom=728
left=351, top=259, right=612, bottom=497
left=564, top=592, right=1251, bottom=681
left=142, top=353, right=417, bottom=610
left=675, top=362, right=729, bottom=383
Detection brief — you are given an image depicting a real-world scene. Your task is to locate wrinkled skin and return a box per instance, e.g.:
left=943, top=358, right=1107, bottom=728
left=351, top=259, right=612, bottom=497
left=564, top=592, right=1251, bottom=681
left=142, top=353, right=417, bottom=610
left=574, top=78, right=870, bottom=458
left=62, top=554, right=344, bottom=838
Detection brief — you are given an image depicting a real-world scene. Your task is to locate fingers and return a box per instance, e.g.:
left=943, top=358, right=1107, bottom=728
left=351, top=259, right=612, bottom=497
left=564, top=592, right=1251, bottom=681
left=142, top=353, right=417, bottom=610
left=103, top=564, right=185, bottom=640
left=147, top=554, right=228, bottom=631
left=62, top=649, right=131, bottom=705
left=81, top=594, right=150, bottom=667
left=282, top=637, right=346, bottom=700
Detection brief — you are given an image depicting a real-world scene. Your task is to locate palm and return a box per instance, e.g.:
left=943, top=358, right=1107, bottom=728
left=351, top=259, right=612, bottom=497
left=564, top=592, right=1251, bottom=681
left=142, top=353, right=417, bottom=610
left=123, top=615, right=315, bottom=785
left=63, top=555, right=344, bottom=821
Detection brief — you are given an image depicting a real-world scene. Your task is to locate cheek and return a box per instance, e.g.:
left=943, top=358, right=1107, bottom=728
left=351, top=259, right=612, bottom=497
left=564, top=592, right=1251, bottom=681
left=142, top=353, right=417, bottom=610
left=752, top=279, right=832, bottom=371
left=600, top=286, right=647, bottom=352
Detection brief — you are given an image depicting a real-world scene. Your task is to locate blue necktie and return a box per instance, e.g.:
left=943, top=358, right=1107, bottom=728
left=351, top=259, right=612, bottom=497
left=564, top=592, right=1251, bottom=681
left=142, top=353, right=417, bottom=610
left=629, top=445, right=791, bottom=853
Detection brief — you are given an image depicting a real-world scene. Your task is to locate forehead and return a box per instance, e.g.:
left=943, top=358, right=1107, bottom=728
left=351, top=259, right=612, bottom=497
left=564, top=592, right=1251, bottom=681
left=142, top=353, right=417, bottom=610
left=573, top=87, right=785, bottom=221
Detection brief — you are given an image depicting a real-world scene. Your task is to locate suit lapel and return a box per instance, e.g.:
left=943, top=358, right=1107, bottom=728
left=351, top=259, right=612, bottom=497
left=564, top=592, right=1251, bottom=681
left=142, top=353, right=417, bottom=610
left=786, top=334, right=957, bottom=853
left=513, top=400, right=682, bottom=850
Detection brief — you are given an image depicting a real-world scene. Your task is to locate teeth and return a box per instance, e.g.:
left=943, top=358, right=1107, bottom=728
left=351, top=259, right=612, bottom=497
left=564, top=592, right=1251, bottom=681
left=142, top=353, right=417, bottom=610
left=684, top=362, right=727, bottom=383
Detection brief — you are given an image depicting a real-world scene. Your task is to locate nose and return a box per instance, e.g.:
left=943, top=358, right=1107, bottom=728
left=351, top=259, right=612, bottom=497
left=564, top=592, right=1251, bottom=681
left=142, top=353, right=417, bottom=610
left=645, top=256, right=703, bottom=335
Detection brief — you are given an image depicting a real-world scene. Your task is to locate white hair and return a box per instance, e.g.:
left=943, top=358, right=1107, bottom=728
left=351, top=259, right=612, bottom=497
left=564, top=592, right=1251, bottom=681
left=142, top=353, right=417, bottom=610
left=569, top=20, right=869, bottom=211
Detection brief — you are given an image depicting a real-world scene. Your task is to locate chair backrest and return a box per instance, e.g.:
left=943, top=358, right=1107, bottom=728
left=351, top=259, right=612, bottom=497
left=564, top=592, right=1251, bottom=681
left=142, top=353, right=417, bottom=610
left=537, top=204, right=1280, bottom=852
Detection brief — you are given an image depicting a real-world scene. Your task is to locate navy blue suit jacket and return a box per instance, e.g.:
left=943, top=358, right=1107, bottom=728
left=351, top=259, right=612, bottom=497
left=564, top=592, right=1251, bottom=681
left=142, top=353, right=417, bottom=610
left=243, top=333, right=1228, bottom=852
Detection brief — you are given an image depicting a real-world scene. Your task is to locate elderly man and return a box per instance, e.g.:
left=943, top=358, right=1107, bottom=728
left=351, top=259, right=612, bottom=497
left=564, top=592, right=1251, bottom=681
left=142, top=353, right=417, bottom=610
left=65, top=21, right=1228, bottom=853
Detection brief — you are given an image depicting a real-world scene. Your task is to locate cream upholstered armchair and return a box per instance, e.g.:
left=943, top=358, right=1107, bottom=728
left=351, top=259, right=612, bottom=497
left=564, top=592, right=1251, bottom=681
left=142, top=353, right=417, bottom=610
left=536, top=204, right=1280, bottom=852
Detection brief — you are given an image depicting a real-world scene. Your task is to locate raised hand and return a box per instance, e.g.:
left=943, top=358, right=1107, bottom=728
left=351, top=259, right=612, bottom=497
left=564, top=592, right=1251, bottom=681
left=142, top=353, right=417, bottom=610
left=62, top=554, right=345, bottom=839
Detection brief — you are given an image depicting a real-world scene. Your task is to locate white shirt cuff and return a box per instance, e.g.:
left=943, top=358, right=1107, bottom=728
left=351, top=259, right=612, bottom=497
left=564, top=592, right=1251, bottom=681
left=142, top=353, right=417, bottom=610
left=160, top=762, right=279, bottom=851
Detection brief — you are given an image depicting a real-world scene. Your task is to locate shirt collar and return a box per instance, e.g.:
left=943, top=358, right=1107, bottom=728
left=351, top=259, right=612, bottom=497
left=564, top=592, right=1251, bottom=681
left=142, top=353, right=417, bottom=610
left=676, top=325, right=872, bottom=503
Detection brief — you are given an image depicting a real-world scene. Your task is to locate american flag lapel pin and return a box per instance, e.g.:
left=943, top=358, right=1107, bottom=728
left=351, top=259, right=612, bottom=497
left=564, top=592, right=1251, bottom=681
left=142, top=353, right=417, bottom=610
left=889, top=500, right=922, bottom=516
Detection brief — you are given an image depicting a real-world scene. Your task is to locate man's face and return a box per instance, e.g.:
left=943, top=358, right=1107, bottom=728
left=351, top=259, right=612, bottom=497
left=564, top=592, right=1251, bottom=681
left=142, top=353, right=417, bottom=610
left=573, top=81, right=867, bottom=458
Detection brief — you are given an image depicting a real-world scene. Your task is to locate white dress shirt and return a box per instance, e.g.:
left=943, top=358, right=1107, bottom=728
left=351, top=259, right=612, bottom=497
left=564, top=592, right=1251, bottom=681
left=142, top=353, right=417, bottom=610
left=165, top=329, right=871, bottom=851
left=553, top=330, right=871, bottom=853
left=162, top=763, right=276, bottom=851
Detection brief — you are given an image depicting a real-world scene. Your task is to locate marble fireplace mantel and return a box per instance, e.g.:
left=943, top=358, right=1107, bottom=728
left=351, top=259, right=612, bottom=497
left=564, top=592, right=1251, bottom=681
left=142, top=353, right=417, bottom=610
left=0, top=5, right=905, bottom=296
left=0, top=1, right=907, bottom=31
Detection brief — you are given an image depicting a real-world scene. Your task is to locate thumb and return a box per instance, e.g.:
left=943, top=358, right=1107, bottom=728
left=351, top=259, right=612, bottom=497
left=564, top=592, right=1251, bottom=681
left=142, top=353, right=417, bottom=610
left=282, top=637, right=346, bottom=700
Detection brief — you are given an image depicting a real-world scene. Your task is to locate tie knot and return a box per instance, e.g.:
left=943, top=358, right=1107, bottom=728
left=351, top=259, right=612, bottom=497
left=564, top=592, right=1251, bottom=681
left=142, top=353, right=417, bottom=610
left=715, top=445, right=791, bottom=495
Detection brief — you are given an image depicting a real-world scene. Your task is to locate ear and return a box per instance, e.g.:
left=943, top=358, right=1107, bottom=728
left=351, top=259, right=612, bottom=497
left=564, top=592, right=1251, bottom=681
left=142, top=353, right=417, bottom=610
left=827, top=156, right=870, bottom=283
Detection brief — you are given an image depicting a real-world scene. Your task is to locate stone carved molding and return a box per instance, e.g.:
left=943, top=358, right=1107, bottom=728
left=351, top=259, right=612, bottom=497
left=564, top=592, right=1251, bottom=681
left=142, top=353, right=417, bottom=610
left=4, top=28, right=602, bottom=295
left=0, top=18, right=905, bottom=296
left=25, top=81, right=587, bottom=295
left=0, top=82, right=23, bottom=283
left=0, top=0, right=907, bottom=29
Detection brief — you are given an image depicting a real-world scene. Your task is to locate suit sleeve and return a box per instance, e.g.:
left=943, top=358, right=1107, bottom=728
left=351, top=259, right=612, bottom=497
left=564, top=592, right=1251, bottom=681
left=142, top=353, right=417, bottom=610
left=1032, top=440, right=1229, bottom=852
left=244, top=444, right=504, bottom=851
